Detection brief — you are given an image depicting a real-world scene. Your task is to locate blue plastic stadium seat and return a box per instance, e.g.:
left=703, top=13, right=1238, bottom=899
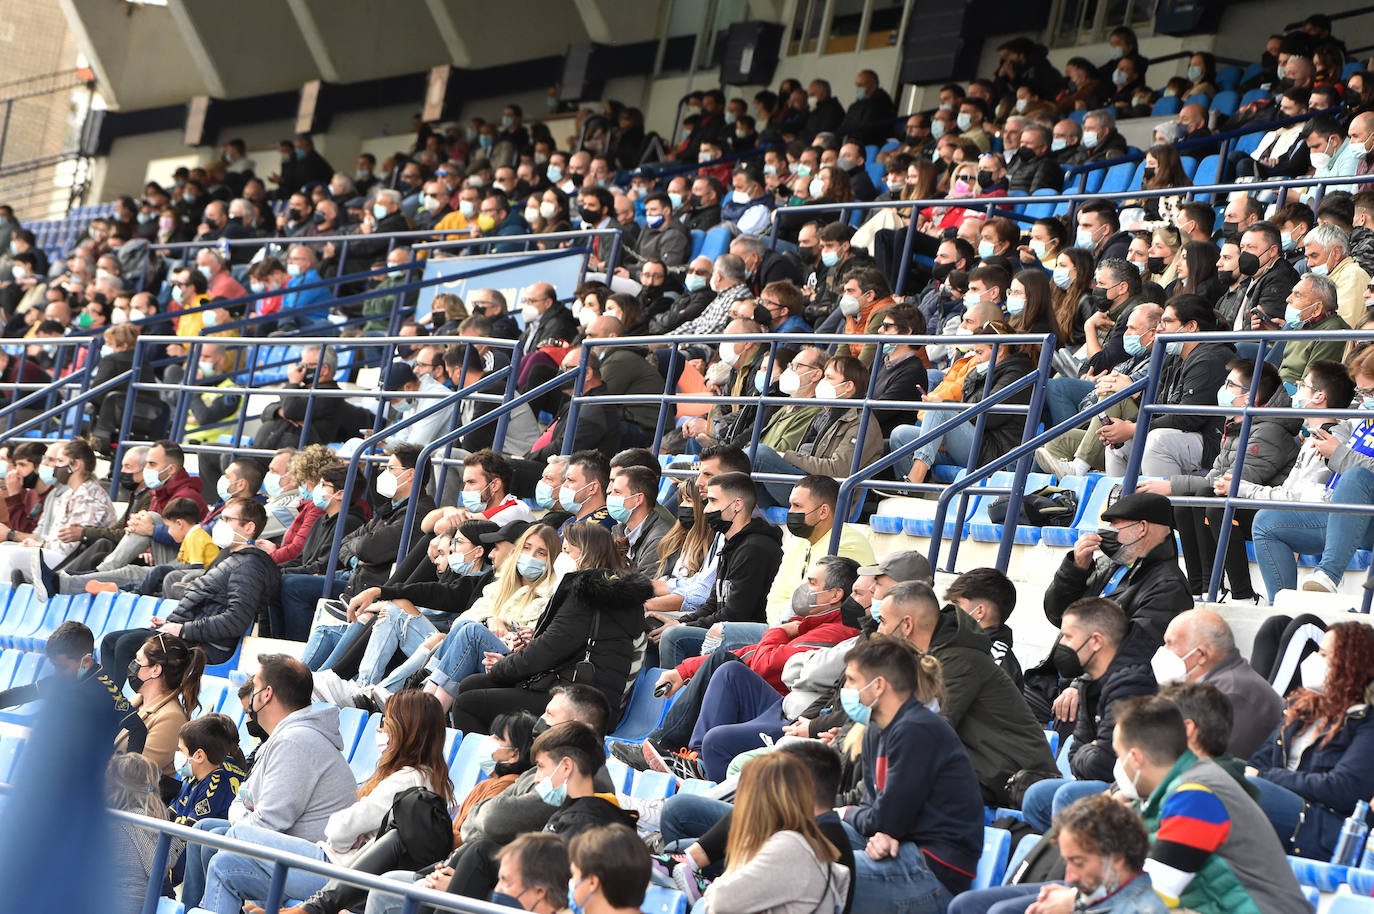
left=642, top=885, right=688, bottom=914
left=676, top=778, right=717, bottom=795
left=1210, top=90, right=1239, bottom=118
left=1040, top=475, right=1099, bottom=547
left=0, top=650, right=21, bottom=690
left=1349, top=868, right=1374, bottom=896
left=1288, top=856, right=1347, bottom=891
left=1044, top=728, right=1060, bottom=757
left=865, top=160, right=886, bottom=191
left=1056, top=734, right=1075, bottom=778
left=699, top=225, right=732, bottom=261
left=1151, top=97, right=1181, bottom=117
left=194, top=677, right=231, bottom=718
left=631, top=768, right=677, bottom=799
left=1069, top=110, right=1087, bottom=124
left=0, top=585, right=40, bottom=650
left=1327, top=894, right=1374, bottom=913
left=1063, top=476, right=1124, bottom=542
left=1240, top=88, right=1269, bottom=107
left=1215, top=67, right=1241, bottom=91
left=688, top=230, right=706, bottom=260
left=1179, top=156, right=1198, bottom=180
left=1233, top=132, right=1262, bottom=156
left=931, top=464, right=961, bottom=484
left=9, top=652, right=43, bottom=688
left=443, top=727, right=463, bottom=767
left=974, top=827, right=1012, bottom=890
left=336, top=706, right=369, bottom=761
left=1099, top=162, right=1138, bottom=195
left=1004, top=834, right=1042, bottom=885
left=1192, top=153, right=1222, bottom=186
left=1345, top=62, right=1363, bottom=80
left=125, top=594, right=161, bottom=631
left=16, top=594, right=76, bottom=652
left=1022, top=188, right=1060, bottom=220
left=870, top=514, right=904, bottom=535
left=0, top=736, right=25, bottom=783
left=450, top=731, right=491, bottom=796
left=605, top=756, right=634, bottom=794
left=157, top=898, right=186, bottom=914
left=968, top=472, right=1057, bottom=544
left=348, top=712, right=384, bottom=783
left=1184, top=93, right=1210, bottom=109
left=606, top=667, right=670, bottom=749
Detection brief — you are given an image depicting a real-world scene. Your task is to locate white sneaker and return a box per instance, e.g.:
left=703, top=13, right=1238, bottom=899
left=1300, top=570, right=1340, bottom=593
left=1036, top=447, right=1074, bottom=479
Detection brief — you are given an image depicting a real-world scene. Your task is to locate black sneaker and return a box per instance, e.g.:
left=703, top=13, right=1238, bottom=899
left=640, top=737, right=678, bottom=775
left=609, top=739, right=652, bottom=772
left=663, top=749, right=708, bottom=782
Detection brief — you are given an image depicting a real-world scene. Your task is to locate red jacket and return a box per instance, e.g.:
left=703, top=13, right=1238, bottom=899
left=675, top=604, right=860, bottom=694
left=5, top=488, right=50, bottom=535
left=150, top=467, right=208, bottom=518
left=272, top=500, right=322, bottom=564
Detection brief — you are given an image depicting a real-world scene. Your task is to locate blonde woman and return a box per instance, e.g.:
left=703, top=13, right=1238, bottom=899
left=107, top=752, right=177, bottom=914
left=420, top=524, right=560, bottom=709
left=704, top=751, right=849, bottom=914
left=645, top=481, right=717, bottom=616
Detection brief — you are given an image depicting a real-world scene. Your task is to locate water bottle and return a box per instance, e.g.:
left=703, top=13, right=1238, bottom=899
left=1362, top=827, right=1374, bottom=871
left=1331, top=799, right=1370, bottom=866
left=218, top=236, right=230, bottom=262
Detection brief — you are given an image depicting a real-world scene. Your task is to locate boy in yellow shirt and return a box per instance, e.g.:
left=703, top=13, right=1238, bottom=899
left=85, top=498, right=219, bottom=597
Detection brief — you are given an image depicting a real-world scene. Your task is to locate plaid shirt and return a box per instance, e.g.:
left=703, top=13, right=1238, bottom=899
left=678, top=282, right=752, bottom=336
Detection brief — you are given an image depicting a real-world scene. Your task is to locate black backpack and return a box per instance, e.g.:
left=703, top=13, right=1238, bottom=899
left=986, top=485, right=1079, bottom=528
left=375, top=786, right=453, bottom=866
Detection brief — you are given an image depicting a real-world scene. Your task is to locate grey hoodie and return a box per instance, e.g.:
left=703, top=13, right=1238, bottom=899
left=228, top=704, right=357, bottom=841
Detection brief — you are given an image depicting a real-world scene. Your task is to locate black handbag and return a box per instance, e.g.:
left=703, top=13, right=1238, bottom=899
left=374, top=786, right=453, bottom=866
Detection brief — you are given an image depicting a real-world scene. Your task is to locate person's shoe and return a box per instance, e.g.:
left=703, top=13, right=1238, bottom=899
left=11, top=570, right=26, bottom=592
left=672, top=859, right=708, bottom=904
left=641, top=737, right=677, bottom=775
left=85, top=580, right=119, bottom=595
left=1036, top=447, right=1074, bottom=479
left=664, top=748, right=708, bottom=781
left=1301, top=570, right=1341, bottom=593
left=1223, top=591, right=1261, bottom=605
left=609, top=739, right=652, bottom=772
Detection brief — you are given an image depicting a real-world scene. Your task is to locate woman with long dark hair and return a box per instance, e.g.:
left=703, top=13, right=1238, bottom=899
left=1248, top=621, right=1374, bottom=859
left=117, top=631, right=207, bottom=780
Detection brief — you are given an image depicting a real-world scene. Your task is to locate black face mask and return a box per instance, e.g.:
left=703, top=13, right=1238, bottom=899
left=1089, top=287, right=1111, bottom=311
left=1051, top=640, right=1086, bottom=678
left=1142, top=166, right=1156, bottom=183
left=785, top=511, right=816, bottom=539
left=676, top=505, right=695, bottom=529
left=931, top=261, right=956, bottom=282
left=976, top=169, right=996, bottom=190
left=797, top=245, right=817, bottom=263
left=688, top=194, right=703, bottom=208
left=20, top=470, right=38, bottom=489
left=1146, top=256, right=1166, bottom=275
left=126, top=659, right=145, bottom=686
left=531, top=717, right=551, bottom=739
left=1221, top=220, right=1238, bottom=236
left=905, top=132, right=925, bottom=144
left=1096, top=526, right=1132, bottom=565
left=704, top=508, right=733, bottom=535
left=245, top=718, right=268, bottom=740
left=1217, top=269, right=1236, bottom=286
left=578, top=206, right=601, bottom=224
left=1237, top=251, right=1261, bottom=277
left=118, top=471, right=137, bottom=493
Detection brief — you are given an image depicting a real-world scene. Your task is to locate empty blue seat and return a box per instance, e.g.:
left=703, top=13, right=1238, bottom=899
left=1022, top=187, right=1060, bottom=220
left=865, top=159, right=886, bottom=191
left=974, top=827, right=1012, bottom=890
left=642, top=885, right=688, bottom=914
left=869, top=514, right=904, bottom=535
left=1349, top=868, right=1374, bottom=896
left=1215, top=67, right=1241, bottom=90
left=1151, top=96, right=1181, bottom=116
left=0, top=585, right=38, bottom=649
left=450, top=731, right=491, bottom=796
left=1069, top=110, right=1087, bottom=124
left=631, top=768, right=676, bottom=799
left=606, top=667, right=670, bottom=749
left=15, top=594, right=77, bottom=652
left=336, top=706, right=369, bottom=761
left=1192, top=153, right=1222, bottom=186
left=124, top=594, right=161, bottom=631
left=676, top=778, right=717, bottom=795
left=688, top=230, right=706, bottom=260
left=698, top=225, right=732, bottom=261
left=605, top=756, right=634, bottom=793
left=348, top=712, right=384, bottom=783
left=1099, top=162, right=1138, bottom=195
left=157, top=898, right=186, bottom=914
left=1327, top=894, right=1374, bottom=913
left=0, top=649, right=21, bottom=690
left=194, top=677, right=230, bottom=717
left=1288, top=855, right=1347, bottom=891
left=1184, top=93, right=1210, bottom=109
left=1210, top=90, right=1239, bottom=118
left=9, top=652, right=42, bottom=688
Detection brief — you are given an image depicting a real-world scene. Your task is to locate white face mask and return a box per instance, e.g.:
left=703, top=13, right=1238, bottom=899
left=778, top=368, right=803, bottom=396
left=718, top=342, right=741, bottom=367
left=553, top=551, right=578, bottom=577
left=1113, top=755, right=1140, bottom=801
left=1149, top=645, right=1197, bottom=684
left=1300, top=652, right=1328, bottom=692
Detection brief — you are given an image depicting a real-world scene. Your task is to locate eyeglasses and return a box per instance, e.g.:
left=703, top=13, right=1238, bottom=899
left=879, top=321, right=899, bottom=331
left=220, top=515, right=244, bottom=524
left=1222, top=379, right=1249, bottom=392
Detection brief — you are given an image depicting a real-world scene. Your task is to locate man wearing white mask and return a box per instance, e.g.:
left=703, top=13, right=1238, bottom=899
left=676, top=254, right=751, bottom=336
left=1303, top=223, right=1372, bottom=326
left=100, top=497, right=277, bottom=685
left=1153, top=609, right=1283, bottom=759
left=515, top=282, right=576, bottom=355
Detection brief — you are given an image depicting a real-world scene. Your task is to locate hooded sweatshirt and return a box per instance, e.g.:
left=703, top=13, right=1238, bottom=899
left=680, top=517, right=784, bottom=629
left=227, top=703, right=357, bottom=841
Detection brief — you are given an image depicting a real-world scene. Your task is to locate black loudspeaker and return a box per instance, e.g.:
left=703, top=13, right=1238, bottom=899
left=1154, top=0, right=1225, bottom=35
left=78, top=108, right=107, bottom=156
left=560, top=43, right=607, bottom=102
left=720, top=21, right=784, bottom=86
left=899, top=0, right=1054, bottom=85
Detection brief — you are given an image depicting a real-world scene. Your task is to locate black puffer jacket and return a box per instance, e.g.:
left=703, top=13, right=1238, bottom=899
left=338, top=493, right=436, bottom=598
left=488, top=570, right=651, bottom=724
left=1068, top=635, right=1158, bottom=782
left=167, top=546, right=280, bottom=661
left=959, top=350, right=1035, bottom=467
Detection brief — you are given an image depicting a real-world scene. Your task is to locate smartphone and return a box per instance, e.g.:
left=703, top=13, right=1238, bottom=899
left=1098, top=413, right=1113, bottom=425
left=654, top=681, right=671, bottom=698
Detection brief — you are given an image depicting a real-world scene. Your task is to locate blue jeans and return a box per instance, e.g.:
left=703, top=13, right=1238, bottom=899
left=1046, top=378, right=1096, bottom=429
left=661, top=794, right=733, bottom=846
left=300, top=618, right=366, bottom=671
left=279, top=571, right=350, bottom=642
left=1248, top=775, right=1306, bottom=853
left=842, top=821, right=952, bottom=914
left=201, top=823, right=330, bottom=914
left=181, top=818, right=230, bottom=907
left=1021, top=778, right=1109, bottom=832
left=659, top=625, right=708, bottom=669
left=890, top=411, right=978, bottom=478
left=427, top=621, right=509, bottom=695
left=948, top=883, right=1046, bottom=914
left=1252, top=466, right=1374, bottom=602
left=691, top=661, right=785, bottom=781
left=357, top=610, right=438, bottom=686
left=752, top=444, right=807, bottom=508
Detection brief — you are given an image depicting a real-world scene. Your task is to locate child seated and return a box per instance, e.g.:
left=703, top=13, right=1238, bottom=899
left=74, top=497, right=219, bottom=597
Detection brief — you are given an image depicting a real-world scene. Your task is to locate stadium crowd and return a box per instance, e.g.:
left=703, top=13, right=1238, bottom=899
left=1, top=12, right=1374, bottom=914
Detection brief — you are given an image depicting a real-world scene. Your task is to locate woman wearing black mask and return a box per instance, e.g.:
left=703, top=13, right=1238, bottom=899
left=643, top=482, right=713, bottom=620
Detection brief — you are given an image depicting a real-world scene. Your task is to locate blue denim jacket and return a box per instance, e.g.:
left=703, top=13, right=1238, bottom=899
left=1084, top=871, right=1168, bottom=913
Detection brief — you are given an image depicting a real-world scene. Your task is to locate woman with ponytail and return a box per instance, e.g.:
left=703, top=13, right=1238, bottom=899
left=117, top=631, right=207, bottom=780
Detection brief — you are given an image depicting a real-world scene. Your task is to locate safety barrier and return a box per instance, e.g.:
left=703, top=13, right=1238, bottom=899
left=1121, top=328, right=1374, bottom=611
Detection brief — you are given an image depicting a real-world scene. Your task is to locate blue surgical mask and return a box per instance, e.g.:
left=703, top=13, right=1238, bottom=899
left=668, top=192, right=683, bottom=209
left=535, top=480, right=558, bottom=509
left=197, top=266, right=212, bottom=281
left=143, top=465, right=166, bottom=489
left=956, top=113, right=972, bottom=131
left=174, top=751, right=194, bottom=782
left=1030, top=239, right=1048, bottom=259
left=1285, top=305, right=1306, bottom=327
left=171, top=285, right=184, bottom=304
left=478, top=740, right=503, bottom=776
left=216, top=476, right=232, bottom=502
left=606, top=493, right=635, bottom=524
left=310, top=485, right=330, bottom=510
left=1187, top=65, right=1203, bottom=82
left=1083, top=130, right=1099, bottom=148
left=1280, top=231, right=1296, bottom=252
left=1075, top=227, right=1095, bottom=249
left=684, top=273, right=706, bottom=292
left=567, top=877, right=589, bottom=914
left=263, top=473, right=283, bottom=498
left=534, top=769, right=567, bottom=806
left=516, top=555, right=547, bottom=580
left=1363, top=396, right=1374, bottom=411
left=546, top=165, right=563, bottom=183
left=1217, top=386, right=1240, bottom=408
left=754, top=368, right=769, bottom=392
left=1166, top=340, right=1184, bottom=356
left=1052, top=266, right=1072, bottom=289
left=461, top=487, right=486, bottom=512
left=868, top=603, right=882, bottom=623
left=977, top=240, right=996, bottom=259
left=1051, top=138, right=1067, bottom=152
left=1005, top=295, right=1026, bottom=316
left=1123, top=333, right=1146, bottom=356
left=372, top=203, right=388, bottom=221
left=1309, top=262, right=1329, bottom=277
left=646, top=214, right=664, bottom=229
left=451, top=545, right=480, bottom=576
left=840, top=680, right=876, bottom=725
left=287, top=263, right=303, bottom=277
left=559, top=483, right=586, bottom=513
left=37, top=464, right=56, bottom=486
left=821, top=249, right=840, bottom=268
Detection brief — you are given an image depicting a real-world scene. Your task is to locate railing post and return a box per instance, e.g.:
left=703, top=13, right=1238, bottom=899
left=492, top=344, right=524, bottom=453
left=650, top=344, right=682, bottom=455
left=944, top=342, right=1003, bottom=572
left=138, top=833, right=174, bottom=914
left=746, top=343, right=782, bottom=464
left=895, top=214, right=918, bottom=296
left=263, top=861, right=289, bottom=914
left=1121, top=341, right=1168, bottom=492
left=109, top=338, right=147, bottom=500
left=994, top=335, right=1057, bottom=572
left=560, top=338, right=591, bottom=455
left=1207, top=337, right=1269, bottom=600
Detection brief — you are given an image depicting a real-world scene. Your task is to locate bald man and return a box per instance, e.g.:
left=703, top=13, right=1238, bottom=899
left=1156, top=608, right=1284, bottom=758
left=1177, top=102, right=1211, bottom=144
left=591, top=313, right=665, bottom=444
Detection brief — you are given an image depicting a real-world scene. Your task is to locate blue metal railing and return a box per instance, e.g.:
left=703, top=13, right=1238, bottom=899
left=1122, top=328, right=1374, bottom=611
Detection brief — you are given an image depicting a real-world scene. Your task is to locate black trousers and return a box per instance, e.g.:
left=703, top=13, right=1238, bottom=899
left=1175, top=504, right=1257, bottom=598
left=448, top=673, right=551, bottom=735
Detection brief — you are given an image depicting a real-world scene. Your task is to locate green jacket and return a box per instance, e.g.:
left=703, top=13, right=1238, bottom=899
left=760, top=405, right=824, bottom=453
left=363, top=275, right=420, bottom=333
left=1139, top=751, right=1262, bottom=914
left=1279, top=310, right=1348, bottom=383
left=598, top=346, right=663, bottom=429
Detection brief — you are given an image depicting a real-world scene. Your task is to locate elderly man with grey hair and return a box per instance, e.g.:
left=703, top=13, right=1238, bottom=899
left=677, top=252, right=753, bottom=336
left=1303, top=222, right=1373, bottom=325
left=193, top=245, right=248, bottom=299
left=1279, top=272, right=1350, bottom=383
left=1157, top=608, right=1284, bottom=757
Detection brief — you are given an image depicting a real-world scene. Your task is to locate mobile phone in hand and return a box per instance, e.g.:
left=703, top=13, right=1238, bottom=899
left=654, top=681, right=670, bottom=698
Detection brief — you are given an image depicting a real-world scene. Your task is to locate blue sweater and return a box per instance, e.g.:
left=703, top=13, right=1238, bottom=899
left=170, top=759, right=247, bottom=825
left=842, top=696, right=983, bottom=894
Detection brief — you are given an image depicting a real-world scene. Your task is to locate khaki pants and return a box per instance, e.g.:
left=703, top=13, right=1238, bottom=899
left=1044, top=399, right=1139, bottom=470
